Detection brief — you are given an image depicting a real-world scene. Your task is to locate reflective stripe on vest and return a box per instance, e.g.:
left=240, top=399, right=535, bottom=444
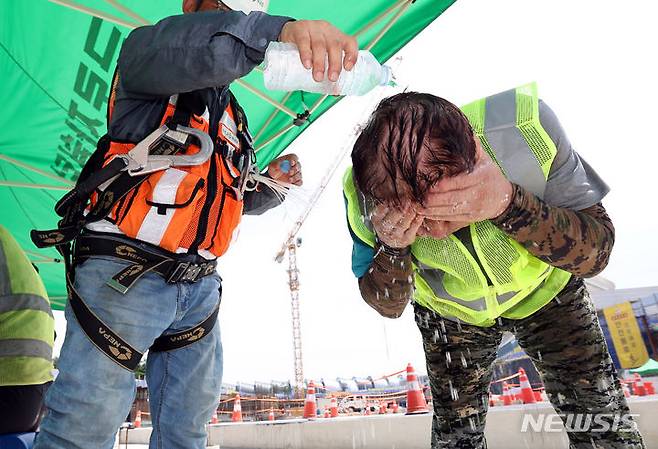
left=0, top=293, right=53, bottom=317
left=343, top=83, right=572, bottom=326
left=0, top=339, right=52, bottom=362
left=135, top=168, right=191, bottom=246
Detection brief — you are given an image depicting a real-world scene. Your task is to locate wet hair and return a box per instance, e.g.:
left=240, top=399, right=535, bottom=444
left=351, top=92, right=476, bottom=206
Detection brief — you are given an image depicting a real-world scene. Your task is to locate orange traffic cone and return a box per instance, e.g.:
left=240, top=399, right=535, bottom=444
left=268, top=408, right=275, bottom=421
left=501, top=383, right=513, bottom=406
left=303, top=381, right=317, bottom=419
left=633, top=374, right=646, bottom=396
left=378, top=401, right=386, bottom=414
left=364, top=405, right=371, bottom=416
left=134, top=410, right=142, bottom=428
left=323, top=407, right=330, bottom=418
left=405, top=363, right=429, bottom=414
left=645, top=380, right=656, bottom=395
left=210, top=408, right=219, bottom=424
left=517, top=368, right=536, bottom=404
left=623, top=381, right=631, bottom=398
left=392, top=401, right=399, bottom=414
left=231, top=394, right=243, bottom=422
left=329, top=396, right=338, bottom=418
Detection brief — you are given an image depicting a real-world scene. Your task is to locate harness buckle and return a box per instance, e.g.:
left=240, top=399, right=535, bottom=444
left=181, top=264, right=203, bottom=282
left=166, top=261, right=213, bottom=283
left=166, top=262, right=189, bottom=283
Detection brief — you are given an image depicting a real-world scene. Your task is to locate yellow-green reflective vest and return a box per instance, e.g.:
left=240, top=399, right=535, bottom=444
left=344, top=83, right=572, bottom=327
left=0, top=225, right=54, bottom=386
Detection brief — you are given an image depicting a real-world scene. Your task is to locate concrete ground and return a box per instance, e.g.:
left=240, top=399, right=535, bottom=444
left=119, top=397, right=658, bottom=449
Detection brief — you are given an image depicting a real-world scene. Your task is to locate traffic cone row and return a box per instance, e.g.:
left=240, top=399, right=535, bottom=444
left=627, top=373, right=656, bottom=397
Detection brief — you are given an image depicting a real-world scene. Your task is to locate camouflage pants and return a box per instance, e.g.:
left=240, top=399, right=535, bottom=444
left=414, top=277, right=645, bottom=449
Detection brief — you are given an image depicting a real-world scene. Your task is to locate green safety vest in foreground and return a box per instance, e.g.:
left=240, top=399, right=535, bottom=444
left=0, top=225, right=54, bottom=386
left=344, top=83, right=572, bottom=327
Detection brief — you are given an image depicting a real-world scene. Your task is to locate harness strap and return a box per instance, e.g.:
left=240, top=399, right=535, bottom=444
left=150, top=299, right=220, bottom=352
left=67, top=233, right=221, bottom=371
left=67, top=274, right=143, bottom=371
left=68, top=272, right=220, bottom=370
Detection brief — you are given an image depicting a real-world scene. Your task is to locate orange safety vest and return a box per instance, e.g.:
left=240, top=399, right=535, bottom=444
left=89, top=81, right=246, bottom=259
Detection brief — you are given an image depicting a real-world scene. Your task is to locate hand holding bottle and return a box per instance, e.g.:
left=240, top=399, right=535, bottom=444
left=278, top=20, right=358, bottom=82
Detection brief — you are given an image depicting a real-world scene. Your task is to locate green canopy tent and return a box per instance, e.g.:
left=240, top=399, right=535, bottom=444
left=630, top=358, right=658, bottom=377
left=0, top=0, right=455, bottom=309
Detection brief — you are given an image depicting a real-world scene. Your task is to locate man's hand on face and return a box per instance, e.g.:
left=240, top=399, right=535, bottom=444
left=371, top=204, right=424, bottom=249
left=418, top=137, right=513, bottom=223
left=278, top=21, right=358, bottom=83
left=267, top=154, right=302, bottom=186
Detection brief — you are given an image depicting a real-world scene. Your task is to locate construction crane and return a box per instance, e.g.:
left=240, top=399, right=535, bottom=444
left=273, top=78, right=398, bottom=395
left=274, top=121, right=364, bottom=395
left=285, top=237, right=304, bottom=394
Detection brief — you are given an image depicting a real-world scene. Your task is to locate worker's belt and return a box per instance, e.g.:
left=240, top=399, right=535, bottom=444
left=68, top=232, right=220, bottom=371
left=74, top=232, right=217, bottom=294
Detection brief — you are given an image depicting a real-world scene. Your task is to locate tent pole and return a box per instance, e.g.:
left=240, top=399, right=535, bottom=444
left=354, top=0, right=407, bottom=38
left=101, top=0, right=150, bottom=26
left=235, top=80, right=298, bottom=119
left=255, top=123, right=296, bottom=153
left=0, top=181, right=70, bottom=191
left=47, top=0, right=141, bottom=29
left=254, top=92, right=294, bottom=143
left=365, top=0, right=412, bottom=51
left=0, top=155, right=75, bottom=186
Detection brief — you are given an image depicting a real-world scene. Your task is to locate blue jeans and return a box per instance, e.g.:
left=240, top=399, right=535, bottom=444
left=35, top=256, right=223, bottom=449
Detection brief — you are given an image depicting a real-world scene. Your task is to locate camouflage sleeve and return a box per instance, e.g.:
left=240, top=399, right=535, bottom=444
left=358, top=243, right=414, bottom=318
left=491, top=184, right=615, bottom=278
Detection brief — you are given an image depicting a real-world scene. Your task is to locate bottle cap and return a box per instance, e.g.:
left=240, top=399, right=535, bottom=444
left=379, top=66, right=395, bottom=87
left=279, top=159, right=291, bottom=173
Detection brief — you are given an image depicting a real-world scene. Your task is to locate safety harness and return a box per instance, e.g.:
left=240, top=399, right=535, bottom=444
left=32, top=74, right=257, bottom=370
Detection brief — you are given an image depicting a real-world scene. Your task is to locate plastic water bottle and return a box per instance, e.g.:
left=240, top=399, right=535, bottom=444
left=263, top=42, right=394, bottom=96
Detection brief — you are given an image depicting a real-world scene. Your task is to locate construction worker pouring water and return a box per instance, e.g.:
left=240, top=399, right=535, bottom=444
left=343, top=85, right=646, bottom=448
left=31, top=1, right=357, bottom=448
